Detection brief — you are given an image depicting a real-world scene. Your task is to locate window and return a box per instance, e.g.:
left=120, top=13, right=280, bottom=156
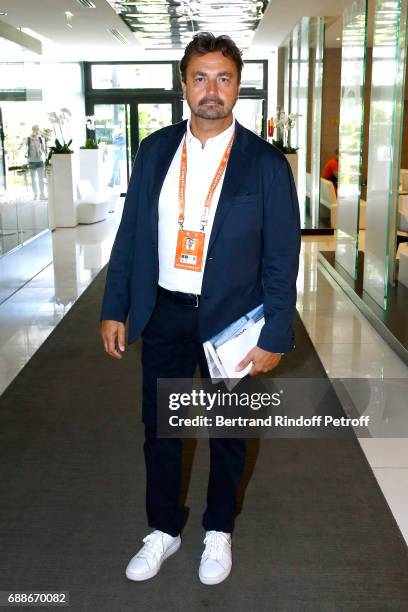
left=91, top=64, right=173, bottom=90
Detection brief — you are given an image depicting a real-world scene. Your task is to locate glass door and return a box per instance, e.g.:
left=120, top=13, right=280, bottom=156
left=93, top=103, right=129, bottom=194
left=129, top=101, right=173, bottom=162
left=0, top=108, right=5, bottom=193
left=93, top=101, right=173, bottom=193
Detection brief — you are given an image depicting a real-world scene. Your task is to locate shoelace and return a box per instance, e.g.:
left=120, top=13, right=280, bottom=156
left=202, top=531, right=230, bottom=561
left=136, top=532, right=164, bottom=560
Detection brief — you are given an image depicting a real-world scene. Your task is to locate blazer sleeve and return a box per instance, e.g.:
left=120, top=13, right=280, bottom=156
left=257, top=156, right=301, bottom=353
left=100, top=139, right=145, bottom=323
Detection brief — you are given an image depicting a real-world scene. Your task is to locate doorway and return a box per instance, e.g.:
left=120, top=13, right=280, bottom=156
left=92, top=101, right=174, bottom=194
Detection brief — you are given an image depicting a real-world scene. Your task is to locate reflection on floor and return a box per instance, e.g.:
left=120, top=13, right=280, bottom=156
left=320, top=248, right=408, bottom=357
left=0, top=191, right=49, bottom=256
left=0, top=218, right=407, bottom=545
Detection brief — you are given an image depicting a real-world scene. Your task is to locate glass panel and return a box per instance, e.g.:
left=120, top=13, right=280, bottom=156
left=310, top=17, right=325, bottom=229
left=298, top=17, right=310, bottom=225
left=290, top=18, right=310, bottom=227
left=0, top=196, right=18, bottom=256
left=233, top=99, right=263, bottom=135
left=335, top=0, right=368, bottom=279
left=290, top=23, right=300, bottom=151
left=363, top=0, right=407, bottom=306
left=283, top=37, right=292, bottom=113
left=91, top=64, right=173, bottom=90
left=240, top=63, right=264, bottom=89
left=137, top=103, right=173, bottom=141
left=94, top=104, right=129, bottom=193
left=0, top=109, right=5, bottom=193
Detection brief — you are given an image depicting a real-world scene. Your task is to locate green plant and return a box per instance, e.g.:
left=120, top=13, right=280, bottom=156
left=46, top=109, right=74, bottom=162
left=46, top=138, right=73, bottom=164
left=272, top=107, right=301, bottom=153
left=272, top=139, right=298, bottom=154
left=80, top=138, right=99, bottom=149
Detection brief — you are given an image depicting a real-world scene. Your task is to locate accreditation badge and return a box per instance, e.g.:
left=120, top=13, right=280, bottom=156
left=174, top=229, right=205, bottom=272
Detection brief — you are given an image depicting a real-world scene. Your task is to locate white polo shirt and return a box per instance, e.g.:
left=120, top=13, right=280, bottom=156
left=158, top=117, right=235, bottom=295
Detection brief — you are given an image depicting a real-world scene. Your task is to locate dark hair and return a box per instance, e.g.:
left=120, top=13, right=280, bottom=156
left=179, top=32, right=243, bottom=83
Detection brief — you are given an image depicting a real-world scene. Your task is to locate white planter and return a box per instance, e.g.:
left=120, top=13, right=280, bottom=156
left=285, top=153, right=298, bottom=190
left=49, top=154, right=78, bottom=228
left=79, top=148, right=104, bottom=193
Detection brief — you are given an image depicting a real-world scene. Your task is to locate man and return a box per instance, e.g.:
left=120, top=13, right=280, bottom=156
left=100, top=33, right=300, bottom=585
left=322, top=147, right=339, bottom=195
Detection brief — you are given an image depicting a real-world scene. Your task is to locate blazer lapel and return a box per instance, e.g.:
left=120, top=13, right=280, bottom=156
left=206, top=121, right=250, bottom=255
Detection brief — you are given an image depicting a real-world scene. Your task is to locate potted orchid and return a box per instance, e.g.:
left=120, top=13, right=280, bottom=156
left=80, top=115, right=99, bottom=149
left=46, top=107, right=77, bottom=228
left=79, top=114, right=105, bottom=192
left=269, top=106, right=301, bottom=188
left=271, top=107, right=301, bottom=154
left=46, top=108, right=74, bottom=163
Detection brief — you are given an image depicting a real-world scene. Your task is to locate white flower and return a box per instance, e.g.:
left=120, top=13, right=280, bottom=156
left=47, top=112, right=59, bottom=124
left=85, top=115, right=95, bottom=130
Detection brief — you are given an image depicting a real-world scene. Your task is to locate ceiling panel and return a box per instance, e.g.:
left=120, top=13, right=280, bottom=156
left=107, top=0, right=270, bottom=49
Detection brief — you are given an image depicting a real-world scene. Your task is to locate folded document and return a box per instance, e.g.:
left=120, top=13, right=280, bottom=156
left=203, top=304, right=264, bottom=390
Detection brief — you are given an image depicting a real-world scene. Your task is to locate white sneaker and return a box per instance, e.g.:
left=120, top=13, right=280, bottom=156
left=125, top=530, right=181, bottom=581
left=199, top=531, right=232, bottom=585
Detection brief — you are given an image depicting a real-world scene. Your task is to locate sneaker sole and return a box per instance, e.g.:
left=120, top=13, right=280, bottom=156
left=199, top=565, right=231, bottom=585
left=125, top=538, right=181, bottom=582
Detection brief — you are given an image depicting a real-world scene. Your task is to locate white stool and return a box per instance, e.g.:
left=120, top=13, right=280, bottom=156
left=76, top=180, right=110, bottom=225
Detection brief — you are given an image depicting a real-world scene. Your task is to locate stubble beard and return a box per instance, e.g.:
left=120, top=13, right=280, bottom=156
left=194, top=104, right=230, bottom=120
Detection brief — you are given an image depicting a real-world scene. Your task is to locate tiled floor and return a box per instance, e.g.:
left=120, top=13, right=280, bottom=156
left=0, top=216, right=407, bottom=545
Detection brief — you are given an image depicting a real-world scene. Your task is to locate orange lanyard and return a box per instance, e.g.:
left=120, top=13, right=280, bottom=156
left=178, top=130, right=235, bottom=232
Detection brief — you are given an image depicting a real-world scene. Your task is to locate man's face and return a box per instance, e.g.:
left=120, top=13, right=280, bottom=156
left=182, top=51, right=240, bottom=121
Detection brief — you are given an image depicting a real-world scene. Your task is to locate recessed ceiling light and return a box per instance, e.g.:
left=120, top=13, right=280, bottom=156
left=65, top=10, right=74, bottom=28
left=0, top=11, right=8, bottom=15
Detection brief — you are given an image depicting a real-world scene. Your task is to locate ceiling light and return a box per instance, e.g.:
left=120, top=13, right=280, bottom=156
left=336, top=37, right=341, bottom=41
left=0, top=11, right=8, bottom=15
left=76, top=0, right=96, bottom=7
left=65, top=10, right=74, bottom=28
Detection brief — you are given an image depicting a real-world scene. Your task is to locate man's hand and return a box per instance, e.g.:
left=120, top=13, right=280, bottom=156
left=235, top=346, right=282, bottom=376
left=101, top=320, right=126, bottom=359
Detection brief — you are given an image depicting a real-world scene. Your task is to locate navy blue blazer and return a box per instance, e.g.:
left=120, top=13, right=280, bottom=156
left=100, top=119, right=301, bottom=353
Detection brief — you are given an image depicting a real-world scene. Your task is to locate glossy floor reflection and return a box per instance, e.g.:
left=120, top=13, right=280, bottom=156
left=0, top=202, right=123, bottom=395
left=0, top=222, right=407, bottom=544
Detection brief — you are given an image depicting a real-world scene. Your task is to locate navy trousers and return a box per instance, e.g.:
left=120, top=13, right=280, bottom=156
left=141, top=289, right=246, bottom=537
